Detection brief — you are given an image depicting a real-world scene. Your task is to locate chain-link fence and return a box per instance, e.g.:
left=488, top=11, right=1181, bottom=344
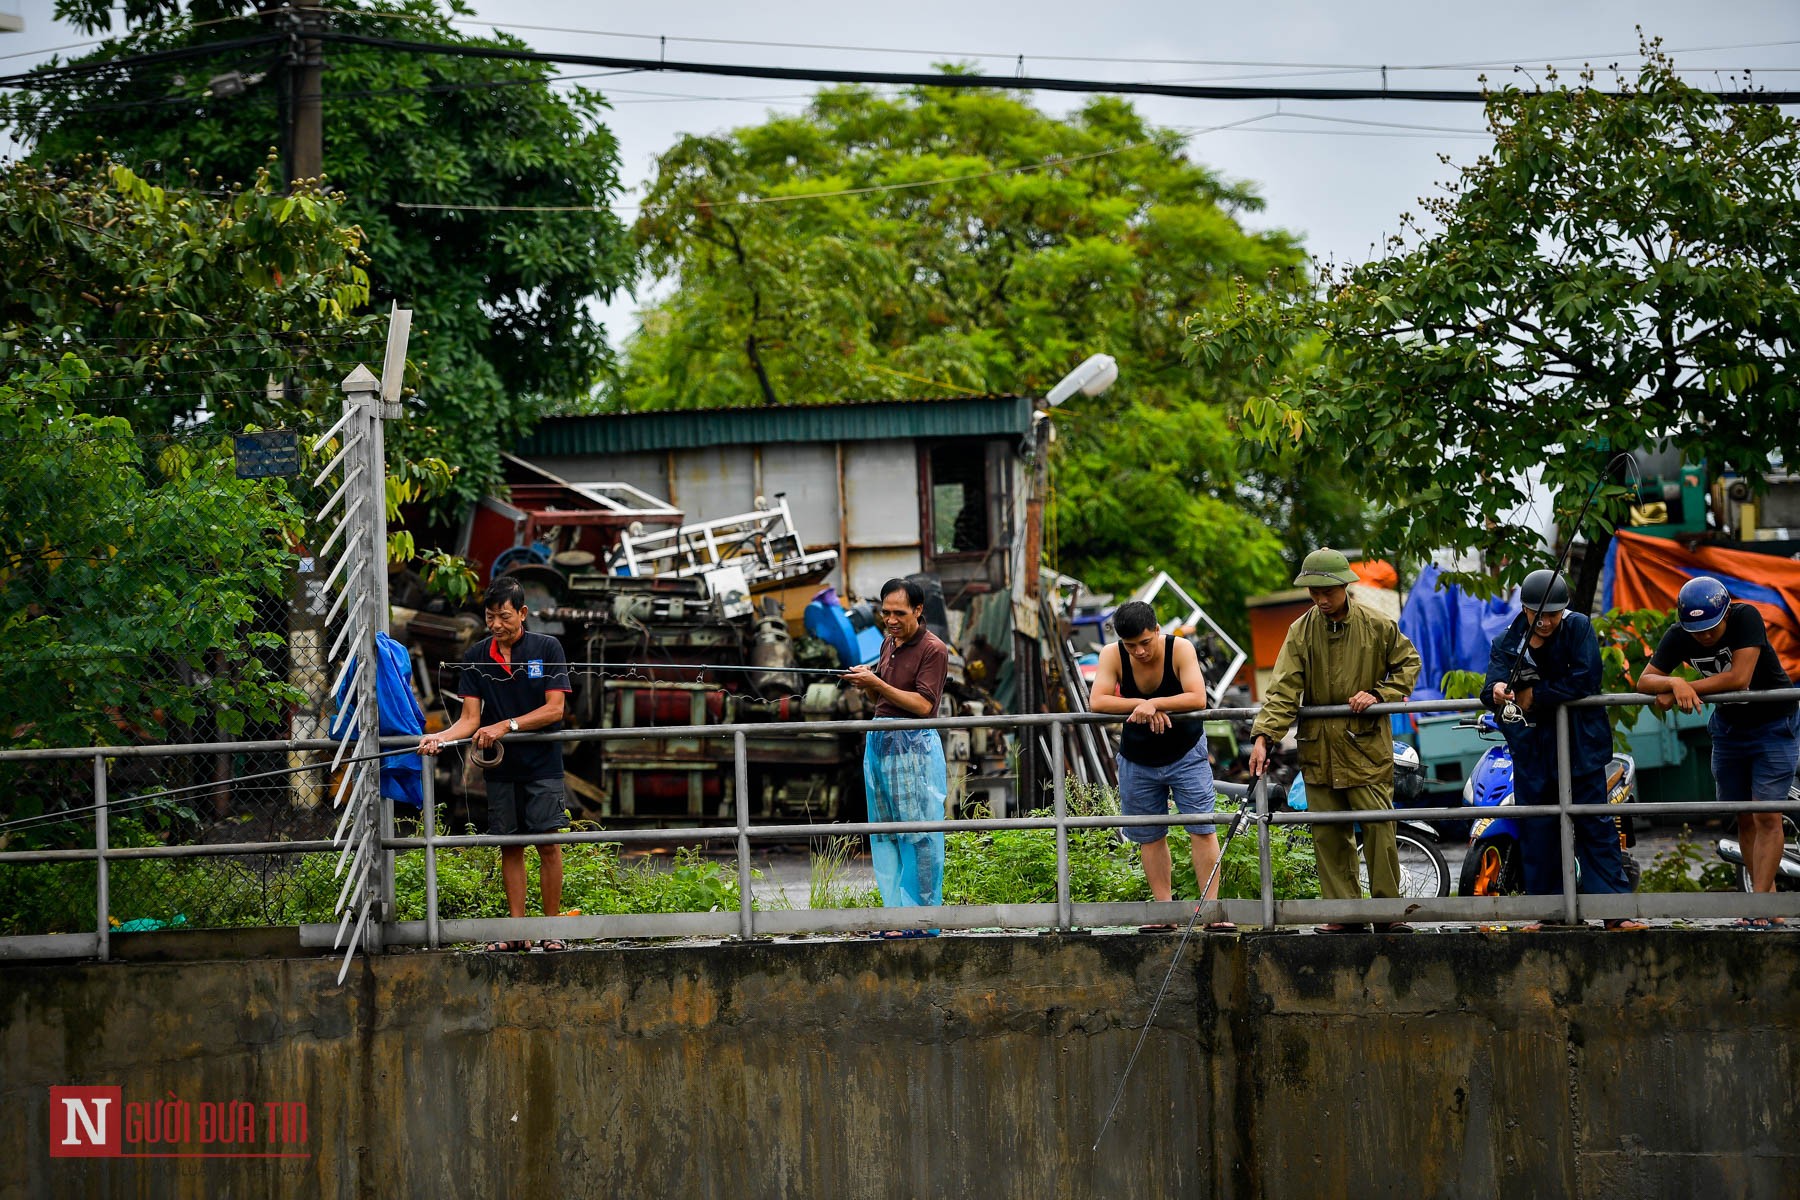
left=0, top=404, right=370, bottom=934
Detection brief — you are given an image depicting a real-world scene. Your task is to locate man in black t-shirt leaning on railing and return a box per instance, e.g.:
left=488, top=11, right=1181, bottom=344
left=420, top=577, right=574, bottom=951
left=1638, top=576, right=1799, bottom=918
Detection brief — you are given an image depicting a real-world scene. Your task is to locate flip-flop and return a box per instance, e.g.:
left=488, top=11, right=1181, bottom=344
left=879, top=929, right=932, bottom=939
left=1313, top=923, right=1370, bottom=934
left=485, top=940, right=531, bottom=953
left=1137, top=923, right=1179, bottom=933
left=1374, top=922, right=1416, bottom=933
left=1604, top=918, right=1650, bottom=932
left=1203, top=921, right=1238, bottom=934
left=1734, top=917, right=1774, bottom=930
left=539, top=938, right=568, bottom=952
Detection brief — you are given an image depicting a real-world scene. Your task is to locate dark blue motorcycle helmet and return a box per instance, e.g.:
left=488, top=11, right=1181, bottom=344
left=1676, top=575, right=1731, bottom=633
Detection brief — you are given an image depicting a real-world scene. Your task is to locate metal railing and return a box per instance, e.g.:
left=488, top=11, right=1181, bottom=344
left=4, top=690, right=1800, bottom=966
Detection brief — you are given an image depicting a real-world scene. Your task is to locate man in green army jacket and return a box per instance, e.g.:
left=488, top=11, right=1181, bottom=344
left=1248, top=548, right=1423, bottom=932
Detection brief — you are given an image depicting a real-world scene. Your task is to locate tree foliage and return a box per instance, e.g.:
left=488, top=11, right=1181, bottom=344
left=1192, top=49, right=1800, bottom=592
left=0, top=157, right=380, bottom=426
left=0, top=357, right=308, bottom=750
left=627, top=84, right=1368, bottom=612
left=7, top=0, right=636, bottom=504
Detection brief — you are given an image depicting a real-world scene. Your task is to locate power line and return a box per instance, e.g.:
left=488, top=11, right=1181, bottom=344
left=0, top=34, right=282, bottom=90
left=290, top=10, right=1800, bottom=75
left=299, top=31, right=1800, bottom=105
left=393, top=113, right=1276, bottom=215
left=383, top=110, right=1504, bottom=217
left=6, top=23, right=1795, bottom=111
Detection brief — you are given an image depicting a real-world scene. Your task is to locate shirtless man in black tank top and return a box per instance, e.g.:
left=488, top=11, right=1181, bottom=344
left=1089, top=601, right=1230, bottom=932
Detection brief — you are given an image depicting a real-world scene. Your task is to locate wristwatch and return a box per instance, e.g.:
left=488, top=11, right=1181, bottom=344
left=507, top=719, right=519, bottom=734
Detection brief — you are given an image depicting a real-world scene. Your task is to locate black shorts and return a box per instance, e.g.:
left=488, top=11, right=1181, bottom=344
left=485, top=777, right=569, bottom=836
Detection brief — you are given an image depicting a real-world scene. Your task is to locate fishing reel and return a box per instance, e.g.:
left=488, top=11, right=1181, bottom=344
left=1498, top=700, right=1528, bottom=725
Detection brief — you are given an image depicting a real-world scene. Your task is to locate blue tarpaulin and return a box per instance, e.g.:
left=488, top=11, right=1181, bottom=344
left=330, top=631, right=427, bottom=809
left=1399, top=564, right=1520, bottom=701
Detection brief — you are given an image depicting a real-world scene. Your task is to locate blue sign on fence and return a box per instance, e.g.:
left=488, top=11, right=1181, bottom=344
left=233, top=430, right=300, bottom=479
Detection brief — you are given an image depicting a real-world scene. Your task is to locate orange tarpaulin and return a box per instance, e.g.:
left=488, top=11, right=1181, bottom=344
left=1349, top=559, right=1399, bottom=589
left=1606, top=529, right=1800, bottom=680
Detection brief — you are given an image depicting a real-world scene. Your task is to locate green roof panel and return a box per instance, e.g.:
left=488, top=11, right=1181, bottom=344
left=518, top=396, right=1035, bottom=457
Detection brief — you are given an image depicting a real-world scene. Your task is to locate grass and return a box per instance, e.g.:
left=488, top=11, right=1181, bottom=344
left=943, top=780, right=1321, bottom=906
left=4, top=783, right=1331, bottom=934
left=807, top=836, right=883, bottom=909
left=0, top=816, right=758, bottom=934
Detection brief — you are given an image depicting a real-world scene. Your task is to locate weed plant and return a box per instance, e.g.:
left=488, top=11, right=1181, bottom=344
left=944, top=779, right=1320, bottom=905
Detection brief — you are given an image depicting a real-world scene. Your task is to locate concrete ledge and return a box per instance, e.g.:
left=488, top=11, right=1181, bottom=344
left=3, top=931, right=1796, bottom=1198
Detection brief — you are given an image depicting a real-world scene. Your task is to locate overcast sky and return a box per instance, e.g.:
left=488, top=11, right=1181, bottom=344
left=3, top=0, right=1797, bottom=347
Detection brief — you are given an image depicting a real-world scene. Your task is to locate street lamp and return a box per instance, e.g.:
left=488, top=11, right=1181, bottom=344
left=1044, top=353, right=1119, bottom=407
left=1025, top=354, right=1118, bottom=603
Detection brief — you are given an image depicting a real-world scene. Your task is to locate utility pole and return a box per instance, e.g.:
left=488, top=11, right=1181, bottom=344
left=287, top=0, right=323, bottom=187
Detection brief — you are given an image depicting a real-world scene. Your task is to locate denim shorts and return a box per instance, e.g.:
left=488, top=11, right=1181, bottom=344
left=1116, top=739, right=1217, bottom=843
left=485, top=777, right=570, bottom=836
left=1711, top=713, right=1800, bottom=807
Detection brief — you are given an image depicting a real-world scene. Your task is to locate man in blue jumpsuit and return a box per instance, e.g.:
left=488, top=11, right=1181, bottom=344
left=1481, top=569, right=1638, bottom=927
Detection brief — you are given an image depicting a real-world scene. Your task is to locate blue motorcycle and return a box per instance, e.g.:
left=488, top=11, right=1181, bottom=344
left=1456, top=715, right=1640, bottom=896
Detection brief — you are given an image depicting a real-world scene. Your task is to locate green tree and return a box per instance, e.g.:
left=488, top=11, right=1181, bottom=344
left=0, top=157, right=380, bottom=426
left=0, top=356, right=308, bottom=751
left=6, top=0, right=635, bottom=504
left=0, top=158, right=383, bottom=760
left=627, top=84, right=1366, bottom=614
left=1192, top=49, right=1800, bottom=596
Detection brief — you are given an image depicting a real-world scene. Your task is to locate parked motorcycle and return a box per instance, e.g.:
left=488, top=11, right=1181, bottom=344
left=1715, top=797, right=1800, bottom=892
left=1285, top=742, right=1452, bottom=898
left=1456, top=715, right=1640, bottom=896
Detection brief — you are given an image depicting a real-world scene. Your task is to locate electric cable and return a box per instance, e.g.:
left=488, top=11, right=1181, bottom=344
left=219, top=9, right=1800, bottom=76
left=296, top=32, right=1800, bottom=105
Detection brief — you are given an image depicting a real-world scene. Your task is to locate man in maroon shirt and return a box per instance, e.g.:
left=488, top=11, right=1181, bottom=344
left=846, top=578, right=951, bottom=933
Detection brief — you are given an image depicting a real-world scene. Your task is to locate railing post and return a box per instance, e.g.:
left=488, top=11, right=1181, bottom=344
left=1556, top=705, right=1579, bottom=925
left=734, top=731, right=754, bottom=940
left=1053, top=721, right=1070, bottom=931
left=422, top=762, right=439, bottom=950
left=1256, top=773, right=1275, bottom=930
left=94, top=754, right=109, bottom=962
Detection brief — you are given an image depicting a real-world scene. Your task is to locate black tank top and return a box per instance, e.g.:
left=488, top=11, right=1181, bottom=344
left=1116, top=635, right=1205, bottom=767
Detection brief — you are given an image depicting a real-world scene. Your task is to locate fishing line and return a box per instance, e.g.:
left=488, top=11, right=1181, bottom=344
left=0, top=740, right=461, bottom=835
left=1498, top=451, right=1640, bottom=723
left=1092, top=778, right=1261, bottom=1150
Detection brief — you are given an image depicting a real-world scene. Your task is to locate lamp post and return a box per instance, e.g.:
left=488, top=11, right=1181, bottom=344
left=1024, top=354, right=1117, bottom=600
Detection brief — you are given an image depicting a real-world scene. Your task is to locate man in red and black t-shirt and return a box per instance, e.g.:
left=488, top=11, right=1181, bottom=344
left=420, top=577, right=572, bottom=950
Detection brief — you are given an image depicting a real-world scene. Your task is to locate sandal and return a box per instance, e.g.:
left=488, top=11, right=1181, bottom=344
left=1734, top=917, right=1774, bottom=930
left=1203, top=921, right=1238, bottom=934
left=1313, top=923, right=1371, bottom=934
left=1137, top=923, right=1179, bottom=933
left=485, top=940, right=531, bottom=953
left=1604, top=918, right=1650, bottom=932
left=538, top=938, right=568, bottom=952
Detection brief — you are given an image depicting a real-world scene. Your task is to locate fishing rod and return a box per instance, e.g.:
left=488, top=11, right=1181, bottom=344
left=564, top=661, right=849, bottom=677
left=1092, top=777, right=1261, bottom=1150
left=1496, top=451, right=1638, bottom=725
left=0, top=739, right=463, bottom=836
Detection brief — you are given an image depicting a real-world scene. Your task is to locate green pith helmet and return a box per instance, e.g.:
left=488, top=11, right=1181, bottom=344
left=1292, top=547, right=1358, bottom=588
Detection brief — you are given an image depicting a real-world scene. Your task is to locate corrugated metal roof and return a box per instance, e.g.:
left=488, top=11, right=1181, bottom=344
left=517, top=396, right=1035, bottom=456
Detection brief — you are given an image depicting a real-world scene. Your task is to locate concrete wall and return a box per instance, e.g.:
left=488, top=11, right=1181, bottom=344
left=3, top=932, right=1797, bottom=1199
